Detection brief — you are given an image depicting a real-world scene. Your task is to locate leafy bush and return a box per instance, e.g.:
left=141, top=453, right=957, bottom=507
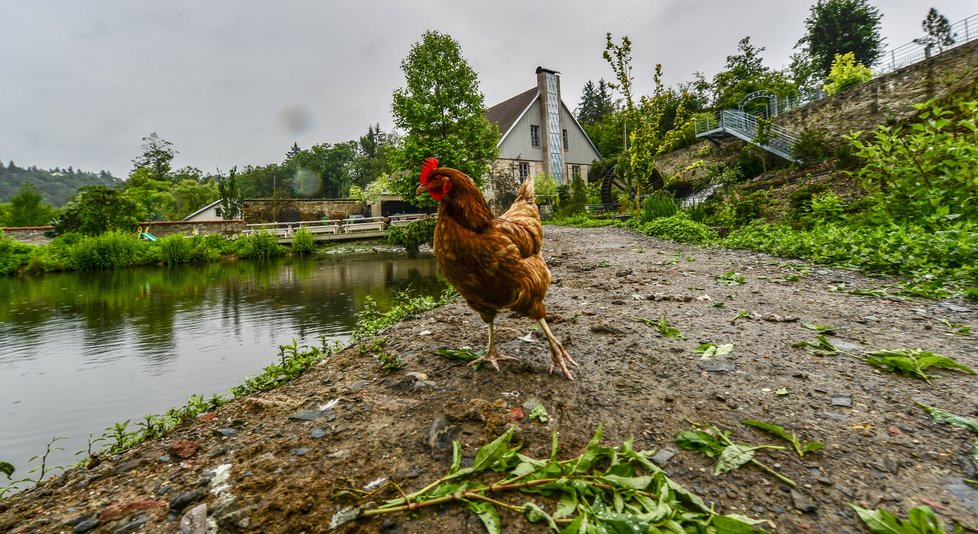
left=0, top=234, right=32, bottom=276
left=723, top=221, right=978, bottom=299
left=235, top=231, right=286, bottom=259
left=640, top=191, right=679, bottom=221
left=291, top=228, right=316, bottom=255
left=158, top=235, right=193, bottom=265
left=823, top=52, right=873, bottom=96
left=546, top=213, right=620, bottom=228
left=640, top=212, right=718, bottom=245
left=848, top=98, right=978, bottom=229
left=792, top=128, right=832, bottom=163
left=808, top=192, right=846, bottom=225
left=67, top=231, right=147, bottom=270
left=386, top=217, right=436, bottom=256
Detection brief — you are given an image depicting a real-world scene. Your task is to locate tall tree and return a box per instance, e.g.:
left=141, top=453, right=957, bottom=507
left=131, top=133, right=176, bottom=183
left=576, top=79, right=616, bottom=125
left=914, top=8, right=956, bottom=54
left=7, top=182, right=57, bottom=226
left=794, top=0, right=883, bottom=79
left=217, top=168, right=242, bottom=220
left=390, top=30, right=499, bottom=204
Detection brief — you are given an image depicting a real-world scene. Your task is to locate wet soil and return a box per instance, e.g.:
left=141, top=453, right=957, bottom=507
left=2, top=225, right=977, bottom=533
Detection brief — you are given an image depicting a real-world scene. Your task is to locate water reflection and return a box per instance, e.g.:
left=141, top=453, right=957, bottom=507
left=0, top=252, right=444, bottom=489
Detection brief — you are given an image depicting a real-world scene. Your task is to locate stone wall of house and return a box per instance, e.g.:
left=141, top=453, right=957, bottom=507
left=142, top=220, right=245, bottom=238
left=1, top=226, right=55, bottom=245
left=241, top=199, right=364, bottom=223
left=652, top=39, right=978, bottom=183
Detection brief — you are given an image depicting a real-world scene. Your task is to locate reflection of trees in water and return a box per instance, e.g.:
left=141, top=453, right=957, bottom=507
left=0, top=253, right=446, bottom=367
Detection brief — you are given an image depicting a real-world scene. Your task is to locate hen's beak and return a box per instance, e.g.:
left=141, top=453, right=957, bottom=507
left=415, top=183, right=430, bottom=195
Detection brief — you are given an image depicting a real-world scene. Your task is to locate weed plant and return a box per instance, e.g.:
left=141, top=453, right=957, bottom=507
left=235, top=231, right=286, bottom=259
left=291, top=228, right=316, bottom=255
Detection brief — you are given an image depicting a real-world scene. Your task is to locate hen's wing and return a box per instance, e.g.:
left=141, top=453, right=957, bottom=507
left=496, top=180, right=543, bottom=259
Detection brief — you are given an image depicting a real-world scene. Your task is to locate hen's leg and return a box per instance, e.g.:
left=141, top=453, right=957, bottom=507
left=538, top=318, right=578, bottom=380
left=468, top=322, right=516, bottom=371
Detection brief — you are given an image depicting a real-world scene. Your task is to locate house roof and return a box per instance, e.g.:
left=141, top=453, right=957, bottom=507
left=486, top=87, right=537, bottom=140
left=182, top=199, right=222, bottom=221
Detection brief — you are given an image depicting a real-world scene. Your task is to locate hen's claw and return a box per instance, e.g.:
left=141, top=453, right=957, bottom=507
left=468, top=350, right=517, bottom=371
left=539, top=318, right=577, bottom=380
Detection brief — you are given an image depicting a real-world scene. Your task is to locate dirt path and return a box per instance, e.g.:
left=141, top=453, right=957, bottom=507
left=2, top=225, right=977, bottom=533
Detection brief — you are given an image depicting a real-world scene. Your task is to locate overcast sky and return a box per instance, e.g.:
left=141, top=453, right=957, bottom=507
left=1, top=0, right=973, bottom=178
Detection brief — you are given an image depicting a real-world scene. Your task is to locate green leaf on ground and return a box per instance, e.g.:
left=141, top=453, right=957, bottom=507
left=695, top=343, right=734, bottom=359
left=468, top=501, right=501, bottom=534
left=849, top=504, right=946, bottom=534
left=529, top=403, right=549, bottom=423
left=864, top=349, right=975, bottom=383
left=740, top=419, right=823, bottom=458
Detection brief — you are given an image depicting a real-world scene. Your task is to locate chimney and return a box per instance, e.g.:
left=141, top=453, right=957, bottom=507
left=536, top=67, right=565, bottom=184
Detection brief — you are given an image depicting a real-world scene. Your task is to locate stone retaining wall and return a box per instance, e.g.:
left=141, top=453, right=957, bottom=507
left=141, top=220, right=245, bottom=238
left=241, top=199, right=364, bottom=223
left=0, top=226, right=55, bottom=245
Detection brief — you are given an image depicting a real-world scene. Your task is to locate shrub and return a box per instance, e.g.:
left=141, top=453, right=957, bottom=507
left=158, top=235, right=193, bottom=265
left=386, top=217, right=436, bottom=256
left=0, top=234, right=32, bottom=276
left=235, top=231, right=286, bottom=259
left=291, top=228, right=316, bottom=255
left=823, top=52, right=873, bottom=96
left=67, top=231, right=145, bottom=270
left=792, top=129, right=832, bottom=163
left=640, top=191, right=679, bottom=222
left=641, top=212, right=718, bottom=245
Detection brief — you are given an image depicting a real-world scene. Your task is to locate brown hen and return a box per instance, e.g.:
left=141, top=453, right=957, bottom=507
left=415, top=158, right=577, bottom=379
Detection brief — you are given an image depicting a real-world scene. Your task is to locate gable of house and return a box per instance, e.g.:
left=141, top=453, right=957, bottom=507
left=485, top=67, right=601, bottom=185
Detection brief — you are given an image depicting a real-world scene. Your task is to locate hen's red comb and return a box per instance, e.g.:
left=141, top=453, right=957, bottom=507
left=420, top=158, right=438, bottom=184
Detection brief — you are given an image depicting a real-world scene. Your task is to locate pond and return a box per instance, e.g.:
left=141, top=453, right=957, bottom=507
left=0, top=252, right=444, bottom=491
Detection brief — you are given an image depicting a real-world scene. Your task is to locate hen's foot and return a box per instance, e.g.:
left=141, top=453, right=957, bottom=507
left=538, top=318, right=577, bottom=381
left=468, top=350, right=517, bottom=372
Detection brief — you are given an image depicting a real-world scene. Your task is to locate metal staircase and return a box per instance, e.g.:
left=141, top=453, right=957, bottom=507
left=694, top=109, right=802, bottom=163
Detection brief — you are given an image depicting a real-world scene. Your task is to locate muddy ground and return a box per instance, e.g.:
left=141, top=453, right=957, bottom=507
left=2, top=225, right=977, bottom=533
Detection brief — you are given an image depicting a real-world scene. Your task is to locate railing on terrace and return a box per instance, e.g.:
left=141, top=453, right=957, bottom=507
left=242, top=214, right=432, bottom=237
left=694, top=109, right=801, bottom=162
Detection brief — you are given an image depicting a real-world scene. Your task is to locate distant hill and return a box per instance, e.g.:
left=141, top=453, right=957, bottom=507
left=0, top=162, right=121, bottom=207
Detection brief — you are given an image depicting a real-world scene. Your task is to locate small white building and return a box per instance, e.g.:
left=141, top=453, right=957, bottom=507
left=181, top=200, right=223, bottom=222
left=486, top=67, right=602, bottom=186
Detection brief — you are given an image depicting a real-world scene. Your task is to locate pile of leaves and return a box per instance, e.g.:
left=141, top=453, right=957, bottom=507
left=331, top=425, right=769, bottom=532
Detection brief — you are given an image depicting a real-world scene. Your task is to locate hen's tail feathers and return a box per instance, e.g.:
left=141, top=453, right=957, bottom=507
left=516, top=179, right=535, bottom=204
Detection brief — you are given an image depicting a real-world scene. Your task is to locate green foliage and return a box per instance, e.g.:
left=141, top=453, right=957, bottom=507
left=675, top=421, right=795, bottom=486
left=808, top=191, right=846, bottom=226
left=915, top=400, right=978, bottom=433
left=639, top=191, right=679, bottom=221
left=170, top=178, right=219, bottom=220
left=0, top=234, right=33, bottom=276
left=51, top=185, right=142, bottom=236
left=386, top=216, right=436, bottom=256
left=849, top=504, right=949, bottom=534
left=823, top=52, right=873, bottom=96
left=639, top=212, right=717, bottom=245
left=545, top=213, right=620, bottom=228
left=334, top=425, right=768, bottom=532
left=353, top=289, right=455, bottom=341
left=217, top=168, right=242, bottom=219
left=862, top=348, right=975, bottom=384
left=637, top=312, right=686, bottom=339
left=0, top=161, right=119, bottom=208
left=724, top=221, right=978, bottom=298
left=740, top=420, right=823, bottom=458
left=914, top=8, right=956, bottom=54
left=533, top=173, right=559, bottom=206
left=847, top=99, right=978, bottom=228
left=235, top=231, right=286, bottom=259
left=4, top=182, right=58, bottom=227
left=554, top=173, right=589, bottom=218
left=389, top=30, right=499, bottom=205
left=131, top=132, right=176, bottom=183
left=794, top=0, right=883, bottom=78
left=68, top=231, right=146, bottom=270
left=711, top=36, right=798, bottom=111
left=291, top=228, right=316, bottom=255
left=791, top=128, right=833, bottom=163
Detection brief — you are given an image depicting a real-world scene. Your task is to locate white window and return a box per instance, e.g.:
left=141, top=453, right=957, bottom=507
left=518, top=162, right=530, bottom=180
left=572, top=166, right=581, bottom=181
left=562, top=129, right=569, bottom=151
left=530, top=125, right=540, bottom=147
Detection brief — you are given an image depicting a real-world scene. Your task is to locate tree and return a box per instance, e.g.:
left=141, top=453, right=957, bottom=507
left=823, top=52, right=874, bottom=95
left=576, top=79, right=616, bottom=125
left=914, top=8, right=956, bottom=54
left=171, top=178, right=219, bottom=219
left=352, top=124, right=396, bottom=187
left=122, top=167, right=173, bottom=221
left=710, top=37, right=795, bottom=111
left=390, top=30, right=499, bottom=205
left=51, top=185, right=141, bottom=235
left=794, top=0, right=883, bottom=79
left=217, top=168, right=242, bottom=220
left=7, top=182, right=57, bottom=226
left=131, top=133, right=176, bottom=182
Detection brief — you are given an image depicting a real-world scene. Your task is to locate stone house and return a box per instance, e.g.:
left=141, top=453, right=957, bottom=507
left=485, top=67, right=602, bottom=189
